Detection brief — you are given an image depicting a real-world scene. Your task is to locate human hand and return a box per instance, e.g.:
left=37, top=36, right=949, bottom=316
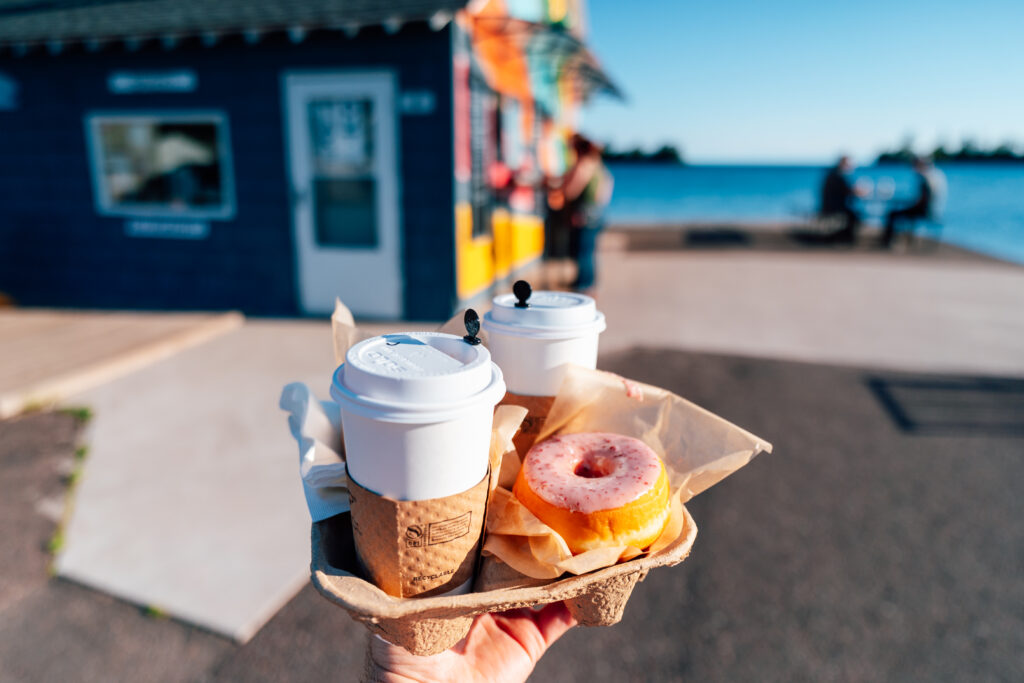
left=364, top=601, right=577, bottom=683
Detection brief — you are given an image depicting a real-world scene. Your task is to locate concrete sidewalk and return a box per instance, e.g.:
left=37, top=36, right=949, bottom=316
left=56, top=320, right=335, bottom=642
left=0, top=309, right=242, bottom=418
left=593, top=239, right=1024, bottom=378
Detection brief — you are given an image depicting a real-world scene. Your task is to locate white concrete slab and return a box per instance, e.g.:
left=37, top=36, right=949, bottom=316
left=56, top=320, right=335, bottom=642
left=595, top=250, right=1024, bottom=378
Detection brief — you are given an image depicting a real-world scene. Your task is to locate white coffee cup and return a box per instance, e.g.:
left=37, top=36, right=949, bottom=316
left=330, top=331, right=506, bottom=501
left=482, top=289, right=606, bottom=396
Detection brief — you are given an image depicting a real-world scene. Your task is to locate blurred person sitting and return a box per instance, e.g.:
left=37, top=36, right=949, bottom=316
left=882, top=156, right=947, bottom=248
left=562, top=134, right=614, bottom=293
left=819, top=155, right=866, bottom=243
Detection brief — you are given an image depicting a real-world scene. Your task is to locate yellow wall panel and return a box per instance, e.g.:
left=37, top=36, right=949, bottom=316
left=511, top=213, right=544, bottom=268
left=492, top=208, right=512, bottom=279
left=456, top=204, right=545, bottom=301
left=456, top=202, right=495, bottom=300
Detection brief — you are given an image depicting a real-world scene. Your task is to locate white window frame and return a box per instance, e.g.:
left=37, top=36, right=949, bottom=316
left=84, top=110, right=237, bottom=220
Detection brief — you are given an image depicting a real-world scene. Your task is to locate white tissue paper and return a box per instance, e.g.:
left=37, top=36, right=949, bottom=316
left=279, top=382, right=349, bottom=521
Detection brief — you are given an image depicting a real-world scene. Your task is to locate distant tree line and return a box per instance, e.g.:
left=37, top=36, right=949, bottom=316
left=876, top=138, right=1024, bottom=164
left=602, top=144, right=684, bottom=164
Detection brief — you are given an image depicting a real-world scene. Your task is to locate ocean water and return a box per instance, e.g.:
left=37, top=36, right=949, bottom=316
left=605, top=163, right=1024, bottom=265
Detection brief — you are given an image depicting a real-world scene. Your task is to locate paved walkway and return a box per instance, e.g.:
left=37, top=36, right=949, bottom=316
left=593, top=233, right=1024, bottom=378
left=0, top=309, right=242, bottom=418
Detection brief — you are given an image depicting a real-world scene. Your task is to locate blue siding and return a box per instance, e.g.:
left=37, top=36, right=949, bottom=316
left=0, top=25, right=455, bottom=318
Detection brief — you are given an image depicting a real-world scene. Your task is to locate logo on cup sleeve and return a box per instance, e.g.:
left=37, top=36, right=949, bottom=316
left=405, top=512, right=473, bottom=548
left=405, top=525, right=425, bottom=548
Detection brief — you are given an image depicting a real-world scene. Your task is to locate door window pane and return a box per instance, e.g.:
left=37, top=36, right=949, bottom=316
left=307, top=98, right=377, bottom=247
left=308, top=99, right=373, bottom=173
left=314, top=179, right=376, bottom=247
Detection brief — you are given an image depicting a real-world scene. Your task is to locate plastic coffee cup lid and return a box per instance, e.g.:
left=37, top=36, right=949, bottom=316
left=482, top=290, right=606, bottom=339
left=330, top=332, right=505, bottom=423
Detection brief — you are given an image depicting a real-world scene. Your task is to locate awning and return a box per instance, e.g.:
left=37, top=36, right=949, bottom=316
left=0, top=0, right=468, bottom=51
left=468, top=13, right=623, bottom=109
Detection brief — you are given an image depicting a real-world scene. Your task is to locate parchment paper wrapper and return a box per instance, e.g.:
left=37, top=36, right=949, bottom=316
left=482, top=365, right=772, bottom=580
left=330, top=299, right=370, bottom=365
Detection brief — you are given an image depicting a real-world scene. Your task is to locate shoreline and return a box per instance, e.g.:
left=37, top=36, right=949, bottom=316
left=605, top=160, right=1024, bottom=168
left=603, top=221, right=1023, bottom=269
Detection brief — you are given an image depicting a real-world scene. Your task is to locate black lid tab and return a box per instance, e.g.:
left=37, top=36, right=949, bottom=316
left=513, top=280, right=532, bottom=308
left=463, top=309, right=482, bottom=345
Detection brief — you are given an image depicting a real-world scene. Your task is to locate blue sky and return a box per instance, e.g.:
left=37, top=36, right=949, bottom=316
left=581, top=0, right=1024, bottom=164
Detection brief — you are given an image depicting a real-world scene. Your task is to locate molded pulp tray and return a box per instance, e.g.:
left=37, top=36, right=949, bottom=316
left=310, top=506, right=697, bottom=656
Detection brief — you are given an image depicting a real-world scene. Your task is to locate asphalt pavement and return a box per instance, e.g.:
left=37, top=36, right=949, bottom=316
left=2, top=347, right=1021, bottom=682
left=532, top=348, right=1024, bottom=682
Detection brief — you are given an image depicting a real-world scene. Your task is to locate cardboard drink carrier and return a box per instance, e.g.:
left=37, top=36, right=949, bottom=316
left=310, top=498, right=697, bottom=655
left=283, top=300, right=771, bottom=656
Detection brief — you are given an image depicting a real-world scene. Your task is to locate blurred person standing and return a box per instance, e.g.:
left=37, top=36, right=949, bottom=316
left=542, top=176, right=574, bottom=287
left=882, top=156, right=947, bottom=247
left=819, top=155, right=865, bottom=243
left=562, top=134, right=614, bottom=293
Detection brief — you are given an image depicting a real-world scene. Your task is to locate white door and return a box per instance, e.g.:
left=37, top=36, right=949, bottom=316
left=284, top=71, right=402, bottom=317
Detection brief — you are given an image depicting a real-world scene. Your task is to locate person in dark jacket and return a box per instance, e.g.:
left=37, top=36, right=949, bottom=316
left=882, top=156, right=946, bottom=247
left=562, top=134, right=613, bottom=292
left=819, top=155, right=864, bottom=243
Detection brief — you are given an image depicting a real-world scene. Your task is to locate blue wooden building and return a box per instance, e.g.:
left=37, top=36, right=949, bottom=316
left=0, top=0, right=616, bottom=319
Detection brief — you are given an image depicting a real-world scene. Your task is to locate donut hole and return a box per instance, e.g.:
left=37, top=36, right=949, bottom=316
left=574, top=455, right=615, bottom=479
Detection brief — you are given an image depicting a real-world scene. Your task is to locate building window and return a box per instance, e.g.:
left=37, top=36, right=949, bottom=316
left=85, top=112, right=235, bottom=219
left=469, top=79, right=496, bottom=238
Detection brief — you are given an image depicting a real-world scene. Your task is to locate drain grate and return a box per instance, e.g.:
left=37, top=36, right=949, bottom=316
left=866, top=376, right=1024, bottom=437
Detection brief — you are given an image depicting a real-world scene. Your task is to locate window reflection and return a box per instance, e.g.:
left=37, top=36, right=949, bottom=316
left=88, top=114, right=233, bottom=218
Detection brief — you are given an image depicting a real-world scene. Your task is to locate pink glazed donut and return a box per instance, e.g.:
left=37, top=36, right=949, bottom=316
left=513, top=433, right=671, bottom=554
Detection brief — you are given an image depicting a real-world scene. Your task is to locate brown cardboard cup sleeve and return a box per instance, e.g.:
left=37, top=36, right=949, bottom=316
left=347, top=471, right=490, bottom=598
left=500, top=392, right=556, bottom=457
